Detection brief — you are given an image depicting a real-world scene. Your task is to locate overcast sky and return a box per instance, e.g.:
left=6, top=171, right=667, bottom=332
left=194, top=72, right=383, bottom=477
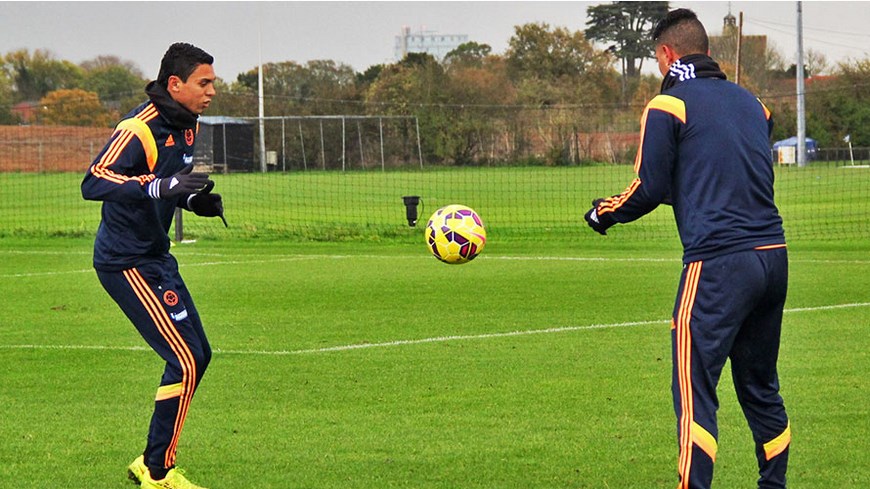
left=2, top=1, right=869, bottom=82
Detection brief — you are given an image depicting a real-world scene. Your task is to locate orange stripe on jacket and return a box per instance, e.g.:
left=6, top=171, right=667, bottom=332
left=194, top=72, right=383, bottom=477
left=102, top=129, right=135, bottom=166
left=90, top=130, right=137, bottom=184
left=635, top=95, right=686, bottom=175
left=123, top=268, right=197, bottom=468
left=757, top=98, right=772, bottom=120
left=754, top=244, right=787, bottom=250
left=91, top=128, right=158, bottom=185
left=598, top=178, right=642, bottom=215
left=91, top=104, right=159, bottom=183
left=136, top=104, right=158, bottom=123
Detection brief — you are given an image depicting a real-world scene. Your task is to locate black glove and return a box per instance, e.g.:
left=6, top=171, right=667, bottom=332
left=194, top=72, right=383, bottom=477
left=187, top=180, right=228, bottom=227
left=147, top=164, right=212, bottom=200
left=584, top=198, right=616, bottom=235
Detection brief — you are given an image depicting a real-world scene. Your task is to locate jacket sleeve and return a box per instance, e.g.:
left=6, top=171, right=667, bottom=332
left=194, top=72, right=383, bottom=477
left=596, top=94, right=683, bottom=224
left=758, top=97, right=774, bottom=137
left=81, top=122, right=157, bottom=203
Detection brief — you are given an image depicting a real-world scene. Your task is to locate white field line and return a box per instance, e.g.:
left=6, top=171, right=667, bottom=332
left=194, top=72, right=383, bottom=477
left=0, top=249, right=870, bottom=270
left=2, top=302, right=868, bottom=357
left=0, top=254, right=673, bottom=279
left=5, top=251, right=867, bottom=279
left=0, top=256, right=334, bottom=278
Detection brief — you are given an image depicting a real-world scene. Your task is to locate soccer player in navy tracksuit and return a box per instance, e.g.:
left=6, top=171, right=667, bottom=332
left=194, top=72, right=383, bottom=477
left=583, top=10, right=790, bottom=489
left=82, top=43, right=223, bottom=489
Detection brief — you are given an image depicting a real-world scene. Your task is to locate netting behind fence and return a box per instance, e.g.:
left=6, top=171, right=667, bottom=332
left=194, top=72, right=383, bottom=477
left=0, top=112, right=867, bottom=243
left=1, top=162, right=867, bottom=244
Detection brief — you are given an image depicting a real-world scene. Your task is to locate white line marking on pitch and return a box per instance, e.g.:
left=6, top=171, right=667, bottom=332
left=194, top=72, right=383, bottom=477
left=0, top=254, right=677, bottom=278
left=1, top=269, right=94, bottom=278
left=2, top=302, right=867, bottom=356
left=0, top=256, right=333, bottom=278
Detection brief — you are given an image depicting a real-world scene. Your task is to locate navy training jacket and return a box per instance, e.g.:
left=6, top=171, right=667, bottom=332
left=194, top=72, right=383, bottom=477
left=82, top=82, right=200, bottom=272
left=596, top=66, right=785, bottom=263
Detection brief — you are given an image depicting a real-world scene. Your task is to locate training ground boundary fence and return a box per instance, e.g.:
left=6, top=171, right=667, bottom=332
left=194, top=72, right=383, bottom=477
left=195, top=115, right=425, bottom=174
left=0, top=122, right=867, bottom=243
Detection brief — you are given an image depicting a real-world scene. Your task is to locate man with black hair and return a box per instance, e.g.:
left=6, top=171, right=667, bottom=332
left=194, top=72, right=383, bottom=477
left=583, top=9, right=790, bottom=489
left=82, top=42, right=222, bottom=489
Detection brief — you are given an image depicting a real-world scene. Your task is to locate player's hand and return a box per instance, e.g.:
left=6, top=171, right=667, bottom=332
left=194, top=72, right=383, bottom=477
left=584, top=198, right=615, bottom=235
left=187, top=180, right=228, bottom=227
left=147, top=164, right=212, bottom=200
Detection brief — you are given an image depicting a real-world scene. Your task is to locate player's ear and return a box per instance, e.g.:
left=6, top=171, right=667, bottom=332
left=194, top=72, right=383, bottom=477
left=167, top=75, right=183, bottom=93
left=663, top=44, right=679, bottom=66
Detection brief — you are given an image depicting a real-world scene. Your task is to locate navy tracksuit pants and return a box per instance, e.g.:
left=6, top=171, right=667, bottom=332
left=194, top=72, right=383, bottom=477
left=97, top=254, right=211, bottom=476
left=672, top=247, right=790, bottom=489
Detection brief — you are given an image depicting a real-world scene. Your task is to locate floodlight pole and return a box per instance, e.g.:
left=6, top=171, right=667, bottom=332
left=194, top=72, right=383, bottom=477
left=258, top=13, right=267, bottom=173
left=796, top=1, right=807, bottom=167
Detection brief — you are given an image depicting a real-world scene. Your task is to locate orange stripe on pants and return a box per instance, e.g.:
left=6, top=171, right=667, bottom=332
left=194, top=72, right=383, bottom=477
left=123, top=268, right=197, bottom=468
left=675, top=261, right=702, bottom=489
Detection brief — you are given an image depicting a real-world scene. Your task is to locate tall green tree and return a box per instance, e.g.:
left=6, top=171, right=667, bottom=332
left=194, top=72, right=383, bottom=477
left=0, top=70, right=17, bottom=124
left=2, top=49, right=84, bottom=101
left=505, top=22, right=615, bottom=106
left=505, top=23, right=620, bottom=164
left=804, top=59, right=870, bottom=147
left=80, top=55, right=147, bottom=114
left=80, top=56, right=145, bottom=96
left=236, top=59, right=358, bottom=115
left=585, top=1, right=669, bottom=102
left=444, top=41, right=493, bottom=69
left=440, top=56, right=515, bottom=164
left=356, top=64, right=385, bottom=88
left=365, top=53, right=452, bottom=163
left=507, top=22, right=603, bottom=82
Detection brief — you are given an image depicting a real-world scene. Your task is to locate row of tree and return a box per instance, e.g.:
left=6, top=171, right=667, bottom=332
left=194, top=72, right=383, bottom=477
left=1, top=1, right=868, bottom=165
left=0, top=49, right=145, bottom=125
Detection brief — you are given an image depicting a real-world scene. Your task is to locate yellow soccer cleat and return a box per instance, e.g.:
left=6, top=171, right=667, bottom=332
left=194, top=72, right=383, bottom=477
left=140, top=467, right=208, bottom=489
left=127, top=455, right=147, bottom=484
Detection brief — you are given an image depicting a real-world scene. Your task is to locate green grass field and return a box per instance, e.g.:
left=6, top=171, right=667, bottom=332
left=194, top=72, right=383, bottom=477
left=1, top=235, right=868, bottom=488
left=1, top=163, right=869, bottom=487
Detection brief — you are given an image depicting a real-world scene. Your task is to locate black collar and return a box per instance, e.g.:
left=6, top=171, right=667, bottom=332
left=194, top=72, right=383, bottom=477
left=145, top=80, right=198, bottom=129
left=660, top=54, right=727, bottom=92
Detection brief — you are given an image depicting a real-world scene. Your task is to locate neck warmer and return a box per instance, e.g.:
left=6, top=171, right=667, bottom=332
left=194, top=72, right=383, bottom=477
left=660, top=53, right=727, bottom=92
left=144, top=80, right=199, bottom=129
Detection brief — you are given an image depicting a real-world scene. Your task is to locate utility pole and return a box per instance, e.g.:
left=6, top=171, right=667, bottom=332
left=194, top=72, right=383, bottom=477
left=735, top=12, right=743, bottom=85
left=258, top=10, right=267, bottom=172
left=796, top=1, right=807, bottom=167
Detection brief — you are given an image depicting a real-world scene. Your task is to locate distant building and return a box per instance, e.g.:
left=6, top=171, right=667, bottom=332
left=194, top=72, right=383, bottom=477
left=710, top=11, right=767, bottom=71
left=709, top=11, right=767, bottom=81
left=12, top=101, right=38, bottom=124
left=194, top=116, right=255, bottom=173
left=394, top=26, right=468, bottom=61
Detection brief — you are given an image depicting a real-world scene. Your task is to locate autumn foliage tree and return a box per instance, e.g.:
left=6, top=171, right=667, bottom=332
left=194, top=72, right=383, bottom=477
left=39, top=89, right=113, bottom=126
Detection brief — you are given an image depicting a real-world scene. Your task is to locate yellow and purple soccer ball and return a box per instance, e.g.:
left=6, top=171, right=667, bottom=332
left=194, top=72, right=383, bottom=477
left=425, top=204, right=486, bottom=264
